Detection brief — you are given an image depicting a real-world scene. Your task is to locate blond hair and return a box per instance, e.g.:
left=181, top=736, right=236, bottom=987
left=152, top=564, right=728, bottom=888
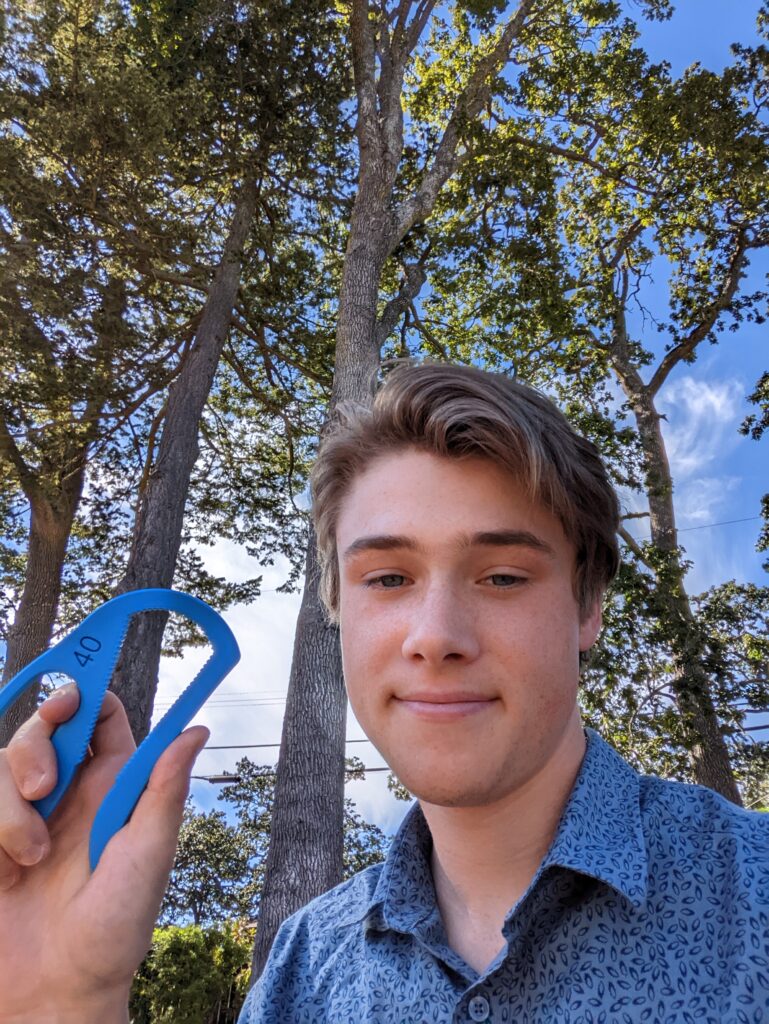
left=311, top=361, right=620, bottom=622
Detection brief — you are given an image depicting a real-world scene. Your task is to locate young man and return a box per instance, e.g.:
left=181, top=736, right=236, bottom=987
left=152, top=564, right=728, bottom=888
left=0, top=362, right=767, bottom=1023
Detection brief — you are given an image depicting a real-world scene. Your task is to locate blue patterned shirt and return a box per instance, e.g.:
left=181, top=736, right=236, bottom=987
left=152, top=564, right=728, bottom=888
left=239, top=729, right=769, bottom=1023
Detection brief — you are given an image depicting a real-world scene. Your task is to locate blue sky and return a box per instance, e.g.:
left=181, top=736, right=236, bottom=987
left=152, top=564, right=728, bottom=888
left=632, top=0, right=763, bottom=76
left=173, top=0, right=769, bottom=836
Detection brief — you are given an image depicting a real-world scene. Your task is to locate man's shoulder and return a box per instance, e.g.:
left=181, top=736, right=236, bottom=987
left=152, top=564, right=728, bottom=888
left=637, top=769, right=769, bottom=852
left=239, top=863, right=386, bottom=1023
left=273, top=859, right=385, bottom=953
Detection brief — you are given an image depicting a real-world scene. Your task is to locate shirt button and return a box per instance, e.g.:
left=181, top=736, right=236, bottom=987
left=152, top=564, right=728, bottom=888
left=468, top=994, right=490, bottom=1021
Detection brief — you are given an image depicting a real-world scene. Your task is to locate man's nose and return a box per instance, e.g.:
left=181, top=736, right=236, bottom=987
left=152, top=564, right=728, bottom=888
left=401, top=583, right=480, bottom=664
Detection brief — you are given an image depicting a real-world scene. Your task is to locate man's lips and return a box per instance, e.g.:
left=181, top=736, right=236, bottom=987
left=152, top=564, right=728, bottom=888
left=393, top=693, right=498, bottom=720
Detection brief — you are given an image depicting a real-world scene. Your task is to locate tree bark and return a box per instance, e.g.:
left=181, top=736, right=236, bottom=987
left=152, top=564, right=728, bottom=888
left=0, top=480, right=85, bottom=745
left=249, top=202, right=387, bottom=978
left=110, top=179, right=258, bottom=742
left=250, top=534, right=346, bottom=976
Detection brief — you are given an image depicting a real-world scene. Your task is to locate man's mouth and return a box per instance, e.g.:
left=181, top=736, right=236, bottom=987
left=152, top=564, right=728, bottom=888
left=394, top=692, right=498, bottom=720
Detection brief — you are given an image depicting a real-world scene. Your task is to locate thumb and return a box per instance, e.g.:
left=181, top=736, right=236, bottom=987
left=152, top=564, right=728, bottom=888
left=75, top=727, right=211, bottom=981
left=112, top=725, right=210, bottom=877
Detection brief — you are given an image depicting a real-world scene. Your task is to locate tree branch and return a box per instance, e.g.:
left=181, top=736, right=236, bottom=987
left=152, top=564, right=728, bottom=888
left=506, top=133, right=660, bottom=201
left=232, top=307, right=331, bottom=389
left=0, top=415, right=41, bottom=505
left=374, top=249, right=430, bottom=348
left=608, top=219, right=644, bottom=270
left=618, top=524, right=653, bottom=570
left=408, top=301, right=449, bottom=358
left=648, top=227, right=752, bottom=397
left=393, top=0, right=536, bottom=240
left=351, top=0, right=384, bottom=179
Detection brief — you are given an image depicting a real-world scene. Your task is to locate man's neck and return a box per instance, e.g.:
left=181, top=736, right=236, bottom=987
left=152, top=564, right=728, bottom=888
left=420, top=716, right=587, bottom=973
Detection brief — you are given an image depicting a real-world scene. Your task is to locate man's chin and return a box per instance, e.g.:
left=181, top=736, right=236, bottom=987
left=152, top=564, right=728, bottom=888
left=406, top=777, right=506, bottom=809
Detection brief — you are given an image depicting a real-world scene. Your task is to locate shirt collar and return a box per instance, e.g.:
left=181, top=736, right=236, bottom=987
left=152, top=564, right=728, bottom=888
left=363, top=799, right=437, bottom=934
left=539, top=728, right=648, bottom=909
left=354, top=728, right=648, bottom=933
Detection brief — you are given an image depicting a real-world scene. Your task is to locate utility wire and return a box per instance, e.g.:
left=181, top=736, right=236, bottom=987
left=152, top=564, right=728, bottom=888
left=198, top=726, right=769, bottom=756
left=678, top=515, right=762, bottom=533
left=201, top=739, right=372, bottom=751
left=192, top=765, right=393, bottom=783
left=626, top=514, right=762, bottom=538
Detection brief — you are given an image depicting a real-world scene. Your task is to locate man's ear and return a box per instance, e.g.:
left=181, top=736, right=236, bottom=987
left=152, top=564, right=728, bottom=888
left=578, top=597, right=603, bottom=652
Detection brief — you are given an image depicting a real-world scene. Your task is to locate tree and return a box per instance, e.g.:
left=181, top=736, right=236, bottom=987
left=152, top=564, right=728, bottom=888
left=417, top=9, right=769, bottom=799
left=129, top=922, right=253, bottom=1024
left=250, top=0, right=584, bottom=976
left=160, top=802, right=253, bottom=927
left=86, top=0, right=350, bottom=742
left=161, top=758, right=388, bottom=929
left=0, top=0, right=350, bottom=742
left=581, top=567, right=769, bottom=799
left=0, top=0, right=197, bottom=739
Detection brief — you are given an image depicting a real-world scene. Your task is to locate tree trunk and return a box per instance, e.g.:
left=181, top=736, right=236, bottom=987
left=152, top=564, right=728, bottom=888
left=0, top=277, right=125, bottom=743
left=249, top=218, right=385, bottom=975
left=616, top=363, right=741, bottom=803
left=249, top=534, right=346, bottom=977
left=0, top=482, right=84, bottom=745
left=110, top=180, right=258, bottom=742
left=330, top=221, right=390, bottom=405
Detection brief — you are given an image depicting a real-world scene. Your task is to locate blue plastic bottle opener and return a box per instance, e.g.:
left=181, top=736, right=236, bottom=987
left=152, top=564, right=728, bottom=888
left=0, top=589, right=240, bottom=870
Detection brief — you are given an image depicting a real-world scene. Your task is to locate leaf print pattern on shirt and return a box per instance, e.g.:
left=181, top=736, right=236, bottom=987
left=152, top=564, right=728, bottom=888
left=240, top=730, right=769, bottom=1023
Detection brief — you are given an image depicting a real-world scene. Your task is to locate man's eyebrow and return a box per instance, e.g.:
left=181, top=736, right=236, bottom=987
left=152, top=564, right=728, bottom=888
left=466, top=529, right=555, bottom=556
left=342, top=530, right=554, bottom=561
left=342, top=535, right=425, bottom=561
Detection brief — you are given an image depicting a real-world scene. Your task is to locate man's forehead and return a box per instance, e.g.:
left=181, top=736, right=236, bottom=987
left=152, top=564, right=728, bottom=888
left=335, top=448, right=570, bottom=557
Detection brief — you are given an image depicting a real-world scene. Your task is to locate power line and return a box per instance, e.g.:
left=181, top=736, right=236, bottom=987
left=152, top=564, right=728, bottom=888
left=154, top=692, right=288, bottom=710
left=624, top=514, right=761, bottom=538
left=201, top=739, right=372, bottom=751
left=155, top=700, right=287, bottom=711
left=678, top=515, right=762, bottom=533
left=193, top=764, right=393, bottom=783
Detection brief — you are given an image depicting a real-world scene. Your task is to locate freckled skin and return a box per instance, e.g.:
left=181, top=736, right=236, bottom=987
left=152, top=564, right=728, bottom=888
left=336, top=450, right=602, bottom=810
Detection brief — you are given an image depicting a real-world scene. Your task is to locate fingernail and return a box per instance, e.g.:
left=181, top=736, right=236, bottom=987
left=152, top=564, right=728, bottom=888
left=22, top=772, right=47, bottom=797
left=0, top=873, right=19, bottom=891
left=48, top=683, right=76, bottom=700
left=19, top=843, right=48, bottom=866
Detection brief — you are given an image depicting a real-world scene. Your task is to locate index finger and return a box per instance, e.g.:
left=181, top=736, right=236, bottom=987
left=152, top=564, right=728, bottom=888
left=6, top=688, right=135, bottom=802
left=6, top=684, right=82, bottom=800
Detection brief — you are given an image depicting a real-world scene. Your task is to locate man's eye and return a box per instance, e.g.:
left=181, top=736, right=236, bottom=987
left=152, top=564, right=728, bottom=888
left=366, top=574, right=407, bottom=589
left=486, top=574, right=524, bottom=587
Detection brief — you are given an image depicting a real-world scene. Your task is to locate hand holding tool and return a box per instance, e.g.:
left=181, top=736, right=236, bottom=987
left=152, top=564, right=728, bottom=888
left=0, top=589, right=240, bottom=869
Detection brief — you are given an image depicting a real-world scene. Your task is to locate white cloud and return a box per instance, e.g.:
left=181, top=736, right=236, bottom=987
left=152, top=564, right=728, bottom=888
left=658, top=375, right=744, bottom=478
left=674, top=475, right=741, bottom=526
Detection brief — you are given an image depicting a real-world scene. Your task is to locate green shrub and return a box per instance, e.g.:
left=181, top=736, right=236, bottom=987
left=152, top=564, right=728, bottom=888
left=129, top=921, right=253, bottom=1024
